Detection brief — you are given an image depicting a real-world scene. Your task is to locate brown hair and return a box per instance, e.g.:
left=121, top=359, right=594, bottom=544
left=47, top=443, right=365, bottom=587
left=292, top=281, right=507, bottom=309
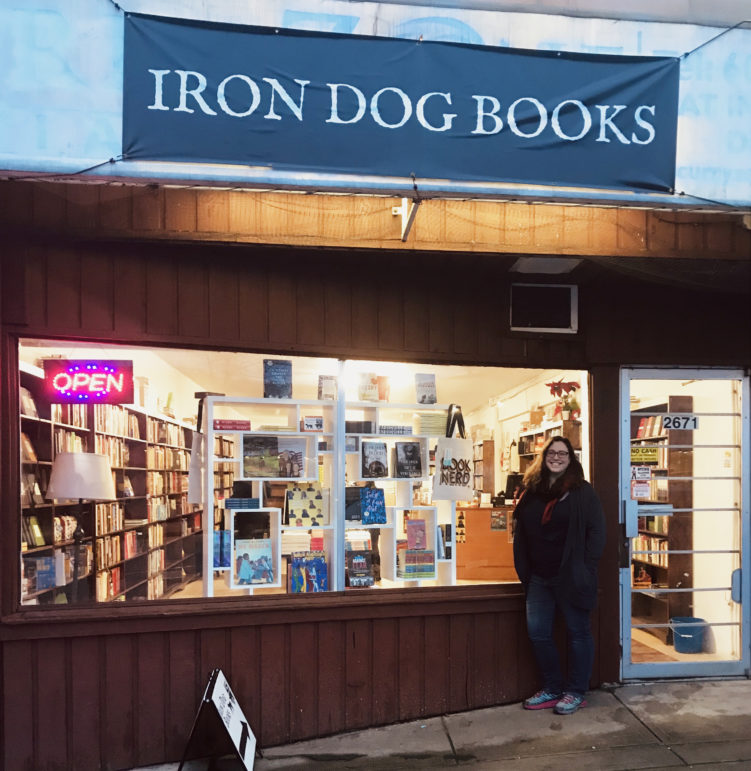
left=522, top=435, right=584, bottom=495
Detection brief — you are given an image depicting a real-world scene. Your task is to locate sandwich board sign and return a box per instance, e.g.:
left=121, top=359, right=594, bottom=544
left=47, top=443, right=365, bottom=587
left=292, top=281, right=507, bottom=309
left=179, top=668, right=256, bottom=770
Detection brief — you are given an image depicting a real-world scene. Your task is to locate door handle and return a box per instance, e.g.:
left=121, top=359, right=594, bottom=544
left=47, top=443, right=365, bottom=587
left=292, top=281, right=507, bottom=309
left=731, top=568, right=742, bottom=604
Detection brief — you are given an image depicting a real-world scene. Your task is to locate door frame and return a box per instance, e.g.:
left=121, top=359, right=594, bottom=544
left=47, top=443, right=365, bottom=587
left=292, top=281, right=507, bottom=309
left=619, top=367, right=750, bottom=680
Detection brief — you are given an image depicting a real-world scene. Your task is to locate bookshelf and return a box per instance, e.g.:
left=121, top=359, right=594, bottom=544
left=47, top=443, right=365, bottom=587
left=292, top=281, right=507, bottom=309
left=203, top=396, right=336, bottom=596
left=344, top=401, right=458, bottom=587
left=630, top=396, right=694, bottom=642
left=20, top=369, right=201, bottom=604
left=472, top=440, right=495, bottom=494
left=517, top=419, right=582, bottom=473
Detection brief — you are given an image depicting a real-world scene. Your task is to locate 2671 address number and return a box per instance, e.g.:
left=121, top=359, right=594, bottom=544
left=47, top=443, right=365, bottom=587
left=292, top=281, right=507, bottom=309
left=662, top=414, right=699, bottom=430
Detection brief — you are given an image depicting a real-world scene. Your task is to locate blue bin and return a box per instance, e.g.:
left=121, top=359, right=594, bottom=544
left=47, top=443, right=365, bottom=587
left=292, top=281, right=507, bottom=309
left=670, top=617, right=705, bottom=653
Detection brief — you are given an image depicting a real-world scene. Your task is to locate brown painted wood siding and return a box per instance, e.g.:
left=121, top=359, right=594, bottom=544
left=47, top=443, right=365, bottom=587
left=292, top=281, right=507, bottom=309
left=2, top=595, right=532, bottom=770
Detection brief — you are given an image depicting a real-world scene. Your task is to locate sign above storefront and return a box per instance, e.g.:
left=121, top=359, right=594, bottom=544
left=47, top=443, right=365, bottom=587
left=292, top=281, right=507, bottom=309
left=123, top=13, right=679, bottom=193
left=44, top=360, right=135, bottom=404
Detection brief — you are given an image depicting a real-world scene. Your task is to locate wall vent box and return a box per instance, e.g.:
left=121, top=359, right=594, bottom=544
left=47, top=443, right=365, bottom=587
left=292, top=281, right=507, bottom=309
left=510, top=283, right=578, bottom=334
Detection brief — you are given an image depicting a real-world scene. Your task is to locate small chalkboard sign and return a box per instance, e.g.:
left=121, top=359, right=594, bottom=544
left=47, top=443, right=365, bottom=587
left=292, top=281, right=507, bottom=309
left=179, top=668, right=258, bottom=771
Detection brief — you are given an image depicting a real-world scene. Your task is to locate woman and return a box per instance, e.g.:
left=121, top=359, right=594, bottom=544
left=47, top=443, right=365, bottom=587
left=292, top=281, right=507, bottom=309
left=513, top=435, right=606, bottom=715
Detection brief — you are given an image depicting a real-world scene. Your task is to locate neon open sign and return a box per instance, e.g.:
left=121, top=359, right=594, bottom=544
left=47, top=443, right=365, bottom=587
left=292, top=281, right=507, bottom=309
left=44, top=360, right=134, bottom=404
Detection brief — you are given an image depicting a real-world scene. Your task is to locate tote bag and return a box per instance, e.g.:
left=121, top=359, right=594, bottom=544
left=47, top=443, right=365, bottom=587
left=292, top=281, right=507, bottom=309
left=432, top=404, right=474, bottom=501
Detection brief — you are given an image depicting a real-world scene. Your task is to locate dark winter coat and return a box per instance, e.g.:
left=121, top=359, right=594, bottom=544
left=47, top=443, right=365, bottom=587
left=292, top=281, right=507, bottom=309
left=513, top=481, right=606, bottom=610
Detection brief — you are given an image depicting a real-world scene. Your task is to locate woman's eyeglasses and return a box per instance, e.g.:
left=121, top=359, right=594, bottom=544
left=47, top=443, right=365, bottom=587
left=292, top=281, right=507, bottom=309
left=547, top=450, right=569, bottom=458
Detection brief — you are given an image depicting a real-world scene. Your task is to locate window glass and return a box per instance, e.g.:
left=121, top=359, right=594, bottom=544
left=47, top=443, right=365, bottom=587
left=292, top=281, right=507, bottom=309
left=18, top=339, right=587, bottom=604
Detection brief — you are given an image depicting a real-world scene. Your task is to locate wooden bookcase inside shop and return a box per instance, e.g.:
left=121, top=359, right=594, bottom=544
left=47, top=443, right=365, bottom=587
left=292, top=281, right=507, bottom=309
left=517, top=419, right=582, bottom=473
left=473, top=440, right=495, bottom=495
left=630, top=396, right=693, bottom=643
left=19, top=367, right=201, bottom=605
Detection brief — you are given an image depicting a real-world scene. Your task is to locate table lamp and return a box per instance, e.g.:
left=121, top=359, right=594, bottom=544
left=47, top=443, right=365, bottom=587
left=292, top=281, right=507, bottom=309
left=46, top=451, right=116, bottom=602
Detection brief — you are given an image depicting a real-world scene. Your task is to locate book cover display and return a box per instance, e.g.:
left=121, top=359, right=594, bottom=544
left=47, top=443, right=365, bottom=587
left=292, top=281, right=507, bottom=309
left=234, top=538, right=275, bottom=585
left=358, top=372, right=379, bottom=402
left=346, top=550, right=375, bottom=587
left=406, top=518, right=427, bottom=549
left=289, top=551, right=328, bottom=592
left=285, top=482, right=329, bottom=527
left=263, top=359, right=292, bottom=399
left=277, top=437, right=306, bottom=478
left=394, top=441, right=423, bottom=478
left=415, top=373, right=437, bottom=404
left=317, top=375, right=337, bottom=401
left=361, top=441, right=388, bottom=478
left=242, top=435, right=280, bottom=477
left=359, top=486, right=387, bottom=525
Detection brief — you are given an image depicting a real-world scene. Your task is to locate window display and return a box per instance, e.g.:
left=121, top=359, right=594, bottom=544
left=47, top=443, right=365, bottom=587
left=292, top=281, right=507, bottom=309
left=17, top=338, right=588, bottom=604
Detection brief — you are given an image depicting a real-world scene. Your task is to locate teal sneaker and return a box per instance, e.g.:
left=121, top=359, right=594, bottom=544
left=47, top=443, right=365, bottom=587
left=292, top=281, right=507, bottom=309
left=523, top=689, right=562, bottom=710
left=553, top=693, right=587, bottom=715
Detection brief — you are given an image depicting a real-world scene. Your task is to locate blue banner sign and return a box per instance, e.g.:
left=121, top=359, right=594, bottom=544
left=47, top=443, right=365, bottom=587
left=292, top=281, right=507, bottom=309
left=123, top=13, right=679, bottom=192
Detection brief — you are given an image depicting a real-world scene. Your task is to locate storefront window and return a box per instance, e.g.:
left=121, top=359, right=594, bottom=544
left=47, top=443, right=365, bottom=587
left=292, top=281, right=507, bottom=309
left=17, top=339, right=588, bottom=604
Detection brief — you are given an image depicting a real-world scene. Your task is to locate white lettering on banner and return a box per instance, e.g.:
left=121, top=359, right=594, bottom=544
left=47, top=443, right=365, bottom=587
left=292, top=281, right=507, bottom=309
left=326, top=83, right=366, bottom=124
left=440, top=457, right=471, bottom=486
left=371, top=86, right=412, bottom=128
left=144, top=70, right=658, bottom=145
left=415, top=92, right=456, bottom=132
left=471, top=95, right=503, bottom=135
left=262, top=78, right=309, bottom=121
left=551, top=99, right=591, bottom=141
left=596, top=104, right=630, bottom=143
left=174, top=70, right=217, bottom=115
left=217, top=75, right=261, bottom=117
left=632, top=105, right=657, bottom=144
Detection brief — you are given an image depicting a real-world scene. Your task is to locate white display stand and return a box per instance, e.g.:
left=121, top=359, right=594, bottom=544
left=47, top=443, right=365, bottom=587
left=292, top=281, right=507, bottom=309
left=200, top=396, right=457, bottom=595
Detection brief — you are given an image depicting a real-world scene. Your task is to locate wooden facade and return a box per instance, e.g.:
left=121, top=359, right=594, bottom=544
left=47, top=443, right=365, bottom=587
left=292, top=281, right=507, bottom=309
left=1, top=180, right=749, bottom=770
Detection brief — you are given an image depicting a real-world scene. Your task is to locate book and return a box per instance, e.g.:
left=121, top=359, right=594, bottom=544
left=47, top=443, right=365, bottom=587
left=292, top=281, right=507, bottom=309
left=300, top=416, right=324, bottom=432
left=285, top=482, right=328, bottom=526
left=345, top=486, right=362, bottom=521
left=358, top=372, right=379, bottom=402
left=359, top=486, right=386, bottom=525
left=21, top=433, right=37, bottom=463
left=394, top=441, right=423, bottom=478
left=317, top=374, right=337, bottom=401
left=406, top=518, right=427, bottom=549
left=415, top=373, right=437, bottom=404
left=213, top=530, right=231, bottom=568
left=242, top=435, right=280, bottom=477
left=20, top=387, right=39, bottom=418
left=277, top=437, right=306, bottom=478
left=636, top=417, right=647, bottom=439
left=35, top=556, right=57, bottom=591
left=377, top=375, right=390, bottom=401
left=361, top=441, right=388, bottom=478
left=28, top=515, right=46, bottom=547
left=234, top=538, right=275, bottom=584
left=263, top=359, right=292, bottom=399
left=346, top=550, right=375, bottom=587
left=289, top=551, right=328, bottom=592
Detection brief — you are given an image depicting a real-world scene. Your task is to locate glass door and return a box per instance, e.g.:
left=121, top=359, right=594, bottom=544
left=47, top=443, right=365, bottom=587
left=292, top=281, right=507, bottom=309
left=620, top=369, right=749, bottom=678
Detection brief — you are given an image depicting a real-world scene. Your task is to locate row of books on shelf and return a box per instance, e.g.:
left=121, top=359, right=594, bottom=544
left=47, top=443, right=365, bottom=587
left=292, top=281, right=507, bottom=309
left=24, top=544, right=93, bottom=594
left=54, top=427, right=87, bottom=454
left=147, top=445, right=190, bottom=471
left=96, top=567, right=122, bottom=601
left=214, top=436, right=234, bottom=457
left=51, top=402, right=89, bottom=428
left=396, top=544, right=435, bottom=579
left=633, top=534, right=669, bottom=567
left=21, top=471, right=46, bottom=507
left=95, top=434, right=132, bottom=467
left=634, top=415, right=665, bottom=439
left=96, top=502, right=124, bottom=535
left=360, top=440, right=424, bottom=479
left=260, top=359, right=438, bottom=405
left=148, top=549, right=165, bottom=577
left=97, top=534, right=122, bottom=570
left=147, top=494, right=197, bottom=522
left=638, top=514, right=670, bottom=535
left=94, top=404, right=141, bottom=438
left=146, top=417, right=191, bottom=448
left=147, top=470, right=188, bottom=495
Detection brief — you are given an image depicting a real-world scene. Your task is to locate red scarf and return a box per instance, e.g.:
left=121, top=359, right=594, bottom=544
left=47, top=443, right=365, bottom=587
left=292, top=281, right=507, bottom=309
left=515, top=480, right=572, bottom=525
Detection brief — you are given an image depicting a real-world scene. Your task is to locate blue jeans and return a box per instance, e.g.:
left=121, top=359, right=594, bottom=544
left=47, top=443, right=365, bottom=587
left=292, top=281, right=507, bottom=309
left=525, top=574, right=594, bottom=696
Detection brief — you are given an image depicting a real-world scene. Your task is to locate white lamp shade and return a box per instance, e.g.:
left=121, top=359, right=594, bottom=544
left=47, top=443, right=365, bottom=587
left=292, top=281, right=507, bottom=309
left=46, top=452, right=116, bottom=502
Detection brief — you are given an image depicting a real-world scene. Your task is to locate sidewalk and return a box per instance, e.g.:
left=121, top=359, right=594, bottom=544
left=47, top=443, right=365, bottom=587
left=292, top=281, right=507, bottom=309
left=138, top=679, right=751, bottom=770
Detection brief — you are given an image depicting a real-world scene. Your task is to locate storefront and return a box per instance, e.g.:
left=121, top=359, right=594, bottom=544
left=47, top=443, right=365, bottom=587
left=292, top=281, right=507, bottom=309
left=1, top=2, right=750, bottom=769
